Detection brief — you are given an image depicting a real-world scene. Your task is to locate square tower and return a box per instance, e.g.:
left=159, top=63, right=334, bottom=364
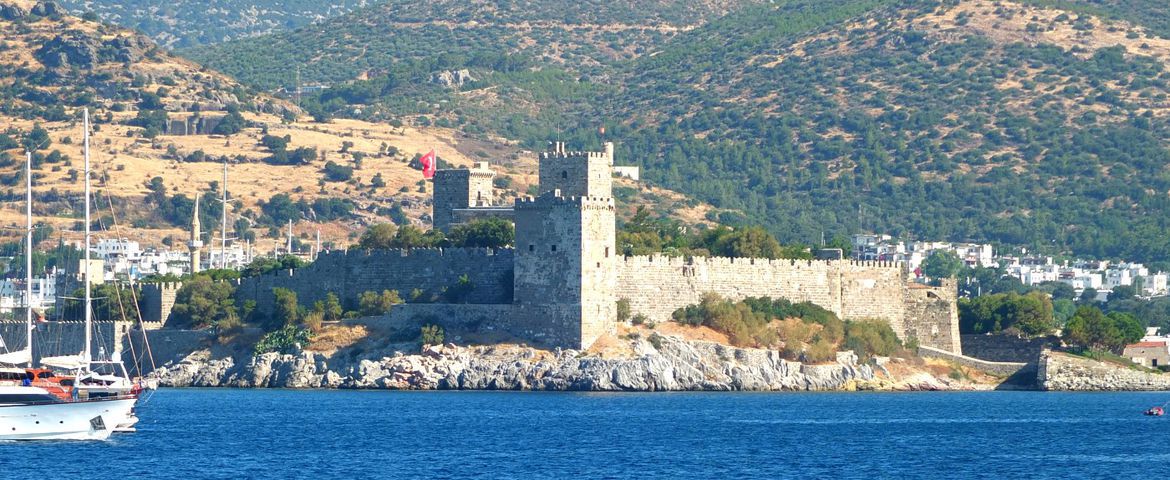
left=513, top=192, right=617, bottom=349
left=538, top=142, right=613, bottom=199
left=432, top=162, right=495, bottom=232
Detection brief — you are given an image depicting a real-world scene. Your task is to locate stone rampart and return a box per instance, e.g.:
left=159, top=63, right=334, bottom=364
left=1038, top=350, right=1170, bottom=391
left=615, top=256, right=904, bottom=325
left=235, top=248, right=515, bottom=318
left=961, top=334, right=1059, bottom=363
left=904, top=281, right=961, bottom=354
left=918, top=345, right=1032, bottom=378
left=141, top=282, right=182, bottom=326
left=0, top=320, right=120, bottom=364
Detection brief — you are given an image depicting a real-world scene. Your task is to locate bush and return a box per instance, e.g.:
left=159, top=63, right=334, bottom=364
left=616, top=298, right=631, bottom=323
left=420, top=324, right=444, bottom=346
left=359, top=289, right=402, bottom=316
left=843, top=320, right=902, bottom=360
left=254, top=325, right=313, bottom=355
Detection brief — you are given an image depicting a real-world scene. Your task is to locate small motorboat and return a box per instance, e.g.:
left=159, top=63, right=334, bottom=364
left=1144, top=406, right=1164, bottom=416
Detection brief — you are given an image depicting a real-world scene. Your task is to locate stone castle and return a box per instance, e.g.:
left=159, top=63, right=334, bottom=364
left=226, top=142, right=962, bottom=354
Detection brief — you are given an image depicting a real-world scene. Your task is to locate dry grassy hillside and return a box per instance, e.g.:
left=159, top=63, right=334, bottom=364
left=0, top=1, right=716, bottom=253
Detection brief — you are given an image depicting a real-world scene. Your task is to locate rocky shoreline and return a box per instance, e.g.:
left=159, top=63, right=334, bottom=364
left=148, top=334, right=958, bottom=392
left=1039, top=350, right=1170, bottom=391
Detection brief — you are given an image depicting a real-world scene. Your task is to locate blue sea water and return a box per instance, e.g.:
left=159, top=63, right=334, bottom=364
left=1, top=389, right=1167, bottom=479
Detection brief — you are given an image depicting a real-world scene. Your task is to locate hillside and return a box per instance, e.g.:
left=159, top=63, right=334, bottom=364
left=0, top=1, right=717, bottom=255
left=56, top=0, right=368, bottom=48
left=192, top=0, right=1170, bottom=265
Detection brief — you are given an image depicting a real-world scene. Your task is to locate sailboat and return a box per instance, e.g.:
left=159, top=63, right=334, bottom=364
left=34, top=109, right=142, bottom=429
left=0, top=116, right=136, bottom=441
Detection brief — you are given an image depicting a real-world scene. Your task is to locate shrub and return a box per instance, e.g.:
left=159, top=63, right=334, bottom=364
left=420, top=324, right=444, bottom=346
left=843, top=320, right=902, bottom=360
left=254, top=325, right=313, bottom=355
left=359, top=289, right=402, bottom=316
left=616, top=298, right=631, bottom=323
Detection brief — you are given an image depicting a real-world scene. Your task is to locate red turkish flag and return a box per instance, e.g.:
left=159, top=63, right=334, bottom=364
left=420, top=149, right=436, bottom=179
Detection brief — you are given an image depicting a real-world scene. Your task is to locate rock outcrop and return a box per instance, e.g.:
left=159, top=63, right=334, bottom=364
left=35, top=30, right=152, bottom=69
left=1038, top=350, right=1170, bottom=391
left=151, top=335, right=885, bottom=392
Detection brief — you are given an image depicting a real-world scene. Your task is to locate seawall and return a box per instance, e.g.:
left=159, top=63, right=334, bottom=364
left=1038, top=350, right=1170, bottom=391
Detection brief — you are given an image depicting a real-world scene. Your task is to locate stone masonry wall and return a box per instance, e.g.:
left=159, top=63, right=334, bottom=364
left=616, top=256, right=903, bottom=323
left=961, top=334, right=1058, bottom=363
left=0, top=321, right=119, bottom=364
left=1039, top=350, right=1170, bottom=391
left=235, top=248, right=514, bottom=318
left=904, top=280, right=961, bottom=354
left=140, top=282, right=182, bottom=325
left=614, top=256, right=959, bottom=353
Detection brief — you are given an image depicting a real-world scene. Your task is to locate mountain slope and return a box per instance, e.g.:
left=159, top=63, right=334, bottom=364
left=57, top=0, right=368, bottom=48
left=602, top=0, right=1170, bottom=262
left=0, top=1, right=718, bottom=253
left=190, top=0, right=1170, bottom=263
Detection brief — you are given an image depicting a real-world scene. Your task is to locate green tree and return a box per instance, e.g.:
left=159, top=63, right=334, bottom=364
left=323, top=292, right=343, bottom=321
left=1064, top=306, right=1124, bottom=352
left=358, top=223, right=397, bottom=249
left=1079, top=287, right=1100, bottom=304
left=447, top=218, right=514, bottom=248
left=272, top=287, right=299, bottom=328
left=420, top=324, right=445, bottom=346
left=710, top=226, right=784, bottom=259
left=170, top=276, right=238, bottom=329
left=921, top=250, right=965, bottom=280
left=1109, top=285, right=1137, bottom=302
left=358, top=289, right=401, bottom=316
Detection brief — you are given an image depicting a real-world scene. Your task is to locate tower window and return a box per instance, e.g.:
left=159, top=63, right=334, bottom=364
left=529, top=244, right=535, bottom=252
left=552, top=244, right=558, bottom=252
left=561, top=171, right=568, bottom=179
left=605, top=247, right=610, bottom=258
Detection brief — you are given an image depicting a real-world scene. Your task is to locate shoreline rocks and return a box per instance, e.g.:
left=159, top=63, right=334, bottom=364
left=1039, top=350, right=1170, bottom=391
left=150, top=335, right=893, bottom=392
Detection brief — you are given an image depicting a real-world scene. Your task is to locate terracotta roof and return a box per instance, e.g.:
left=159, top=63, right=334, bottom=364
left=1127, top=341, right=1168, bottom=349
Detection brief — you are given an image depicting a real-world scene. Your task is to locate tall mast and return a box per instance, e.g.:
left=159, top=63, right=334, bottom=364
left=83, top=108, right=92, bottom=365
left=221, top=158, right=228, bottom=269
left=25, top=150, right=33, bottom=368
left=287, top=220, right=293, bottom=255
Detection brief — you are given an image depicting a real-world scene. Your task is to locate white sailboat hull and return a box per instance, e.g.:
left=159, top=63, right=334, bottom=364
left=0, top=398, right=136, bottom=441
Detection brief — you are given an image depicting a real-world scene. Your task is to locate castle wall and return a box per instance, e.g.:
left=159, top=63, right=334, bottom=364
left=613, top=256, right=959, bottom=353
left=904, top=281, right=962, bottom=354
left=0, top=321, right=120, bottom=364
left=140, top=282, right=182, bottom=327
left=433, top=167, right=495, bottom=232
left=615, top=256, right=850, bottom=322
left=537, top=144, right=613, bottom=199
left=235, top=248, right=514, bottom=318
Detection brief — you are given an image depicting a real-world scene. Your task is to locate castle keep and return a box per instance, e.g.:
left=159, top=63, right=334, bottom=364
left=233, top=143, right=961, bottom=354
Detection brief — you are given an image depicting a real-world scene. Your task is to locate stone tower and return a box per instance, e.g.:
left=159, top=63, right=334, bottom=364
left=513, top=142, right=617, bottom=349
left=189, top=193, right=203, bottom=274
left=432, top=162, right=495, bottom=232
left=538, top=141, right=613, bottom=198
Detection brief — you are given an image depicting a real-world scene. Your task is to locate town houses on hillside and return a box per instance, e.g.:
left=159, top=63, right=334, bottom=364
left=853, top=234, right=1170, bottom=300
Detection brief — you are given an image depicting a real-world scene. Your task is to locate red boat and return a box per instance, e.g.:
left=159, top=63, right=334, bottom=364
left=1145, top=407, right=1164, bottom=416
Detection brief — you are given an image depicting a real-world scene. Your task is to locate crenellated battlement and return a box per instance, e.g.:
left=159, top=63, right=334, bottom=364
left=539, top=150, right=611, bottom=162
left=515, top=194, right=615, bottom=211
left=619, top=254, right=903, bottom=269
